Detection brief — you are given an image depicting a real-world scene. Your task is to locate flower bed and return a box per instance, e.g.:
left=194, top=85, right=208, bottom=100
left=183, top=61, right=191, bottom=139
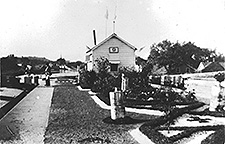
left=78, top=58, right=225, bottom=143
left=139, top=102, right=225, bottom=144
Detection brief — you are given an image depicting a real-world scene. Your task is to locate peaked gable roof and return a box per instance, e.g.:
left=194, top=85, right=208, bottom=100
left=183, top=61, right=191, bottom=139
left=219, top=62, right=225, bottom=69
left=86, top=33, right=137, bottom=53
left=202, top=62, right=225, bottom=72
left=202, top=61, right=212, bottom=67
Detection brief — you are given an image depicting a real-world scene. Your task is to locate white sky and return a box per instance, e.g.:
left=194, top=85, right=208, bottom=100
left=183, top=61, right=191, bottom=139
left=0, top=0, right=225, bottom=61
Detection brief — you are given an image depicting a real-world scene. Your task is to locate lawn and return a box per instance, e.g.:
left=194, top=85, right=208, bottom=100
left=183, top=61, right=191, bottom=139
left=44, top=85, right=157, bottom=144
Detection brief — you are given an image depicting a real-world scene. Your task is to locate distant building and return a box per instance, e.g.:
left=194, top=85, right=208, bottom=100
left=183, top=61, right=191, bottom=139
left=173, top=63, right=197, bottom=74
left=152, top=63, right=197, bottom=75
left=197, top=62, right=225, bottom=72
left=86, top=33, right=137, bottom=72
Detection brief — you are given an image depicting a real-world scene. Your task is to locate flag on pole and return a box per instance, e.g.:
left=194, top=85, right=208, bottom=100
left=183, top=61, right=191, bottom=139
left=114, top=5, right=117, bottom=20
left=105, top=9, right=108, bottom=19
left=86, top=45, right=91, bottom=50
left=114, top=15, right=117, bottom=20
left=139, top=46, right=145, bottom=52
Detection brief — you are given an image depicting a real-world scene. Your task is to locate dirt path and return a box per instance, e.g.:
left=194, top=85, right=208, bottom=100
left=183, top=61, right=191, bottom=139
left=44, top=85, right=155, bottom=144
left=0, top=87, right=54, bottom=144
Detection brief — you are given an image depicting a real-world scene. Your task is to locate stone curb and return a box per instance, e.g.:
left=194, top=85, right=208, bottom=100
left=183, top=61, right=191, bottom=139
left=129, top=128, right=155, bottom=144
left=77, top=86, right=90, bottom=91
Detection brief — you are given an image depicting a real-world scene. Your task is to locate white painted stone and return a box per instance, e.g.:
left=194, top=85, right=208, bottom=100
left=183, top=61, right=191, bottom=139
left=159, top=130, right=183, bottom=137
left=130, top=128, right=155, bottom=144
left=109, top=90, right=125, bottom=120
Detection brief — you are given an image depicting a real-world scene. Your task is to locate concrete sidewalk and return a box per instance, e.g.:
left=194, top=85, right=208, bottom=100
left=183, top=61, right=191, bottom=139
left=0, top=86, right=54, bottom=144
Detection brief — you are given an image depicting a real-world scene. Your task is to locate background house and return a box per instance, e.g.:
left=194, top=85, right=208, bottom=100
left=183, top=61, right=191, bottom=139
left=197, top=62, right=225, bottom=72
left=172, top=63, right=197, bottom=74
left=152, top=63, right=197, bottom=75
left=86, top=33, right=137, bottom=72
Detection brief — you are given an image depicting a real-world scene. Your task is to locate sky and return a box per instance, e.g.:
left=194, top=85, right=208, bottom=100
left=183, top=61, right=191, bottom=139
left=0, top=0, right=225, bottom=61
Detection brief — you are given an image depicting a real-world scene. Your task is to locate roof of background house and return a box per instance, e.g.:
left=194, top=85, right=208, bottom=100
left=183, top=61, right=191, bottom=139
left=219, top=62, right=225, bottom=69
left=135, top=56, right=147, bottom=65
left=202, top=61, right=225, bottom=72
left=86, top=33, right=137, bottom=53
left=186, top=63, right=197, bottom=70
left=152, top=66, right=167, bottom=75
left=202, top=61, right=212, bottom=67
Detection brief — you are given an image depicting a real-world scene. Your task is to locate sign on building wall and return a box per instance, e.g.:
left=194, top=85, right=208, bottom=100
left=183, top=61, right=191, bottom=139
left=109, top=47, right=119, bottom=53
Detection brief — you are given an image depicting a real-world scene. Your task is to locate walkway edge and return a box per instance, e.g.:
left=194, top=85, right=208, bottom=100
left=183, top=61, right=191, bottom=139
left=88, top=91, right=164, bottom=116
left=130, top=128, right=155, bottom=144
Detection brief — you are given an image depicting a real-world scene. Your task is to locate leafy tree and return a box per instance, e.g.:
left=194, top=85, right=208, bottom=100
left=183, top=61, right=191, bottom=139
left=94, top=57, right=110, bottom=77
left=92, top=57, right=119, bottom=92
left=1, top=56, right=21, bottom=73
left=147, top=40, right=223, bottom=74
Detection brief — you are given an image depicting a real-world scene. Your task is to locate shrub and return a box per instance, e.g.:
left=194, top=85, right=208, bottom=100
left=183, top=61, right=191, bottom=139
left=214, top=72, right=225, bottom=82
left=201, top=126, right=225, bottom=144
left=91, top=57, right=121, bottom=93
left=79, top=70, right=96, bottom=89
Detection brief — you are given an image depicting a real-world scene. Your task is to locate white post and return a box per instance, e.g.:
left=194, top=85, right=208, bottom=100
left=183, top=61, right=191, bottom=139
left=161, top=75, right=165, bottom=85
left=77, top=73, right=80, bottom=84
left=172, top=76, right=176, bottom=86
left=121, top=73, right=126, bottom=92
left=110, top=91, right=116, bottom=120
left=24, top=76, right=32, bottom=84
left=109, top=88, right=125, bottom=120
left=177, top=76, right=182, bottom=87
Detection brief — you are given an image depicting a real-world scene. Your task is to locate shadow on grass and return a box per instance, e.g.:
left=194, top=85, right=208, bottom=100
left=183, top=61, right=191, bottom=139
left=78, top=136, right=111, bottom=144
left=103, top=116, right=150, bottom=125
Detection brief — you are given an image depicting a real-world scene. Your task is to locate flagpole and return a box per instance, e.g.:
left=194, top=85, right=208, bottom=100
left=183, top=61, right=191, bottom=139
left=113, top=20, right=115, bottom=33
left=113, top=5, right=117, bottom=34
left=105, top=18, right=107, bottom=37
left=105, top=9, right=108, bottom=38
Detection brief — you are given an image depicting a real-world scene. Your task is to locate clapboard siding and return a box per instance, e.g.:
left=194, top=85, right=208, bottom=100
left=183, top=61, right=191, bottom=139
left=93, top=37, right=135, bottom=68
left=87, top=33, right=136, bottom=71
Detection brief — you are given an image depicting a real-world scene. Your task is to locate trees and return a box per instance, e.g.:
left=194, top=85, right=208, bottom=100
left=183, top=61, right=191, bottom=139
left=147, top=40, right=223, bottom=74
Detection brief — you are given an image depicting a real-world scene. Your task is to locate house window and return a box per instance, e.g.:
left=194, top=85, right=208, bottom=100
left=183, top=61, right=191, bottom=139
left=110, top=64, right=118, bottom=71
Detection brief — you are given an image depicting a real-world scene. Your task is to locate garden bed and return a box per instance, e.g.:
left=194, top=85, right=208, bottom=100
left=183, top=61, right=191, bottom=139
left=0, top=87, right=23, bottom=98
left=139, top=103, right=225, bottom=144
left=95, top=90, right=199, bottom=113
left=0, top=100, right=9, bottom=108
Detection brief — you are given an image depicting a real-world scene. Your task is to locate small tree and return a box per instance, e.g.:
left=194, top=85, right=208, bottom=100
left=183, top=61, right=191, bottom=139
left=92, top=57, right=119, bottom=93
left=79, top=69, right=96, bottom=88
left=94, top=57, right=110, bottom=74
